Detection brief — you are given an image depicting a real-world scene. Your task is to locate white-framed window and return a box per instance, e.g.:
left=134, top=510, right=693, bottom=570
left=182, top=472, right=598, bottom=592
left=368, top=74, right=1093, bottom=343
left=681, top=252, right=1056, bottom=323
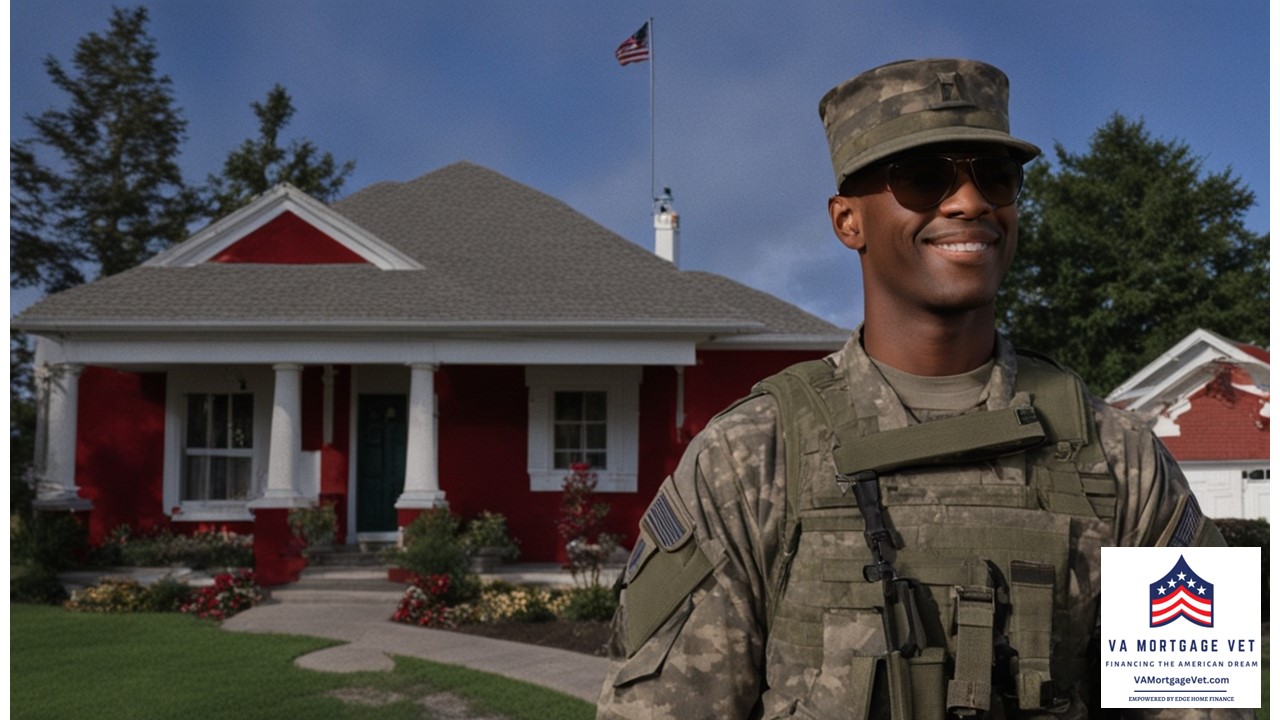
left=164, top=367, right=270, bottom=521
left=553, top=390, right=609, bottom=470
left=526, top=366, right=640, bottom=492
left=183, top=393, right=253, bottom=501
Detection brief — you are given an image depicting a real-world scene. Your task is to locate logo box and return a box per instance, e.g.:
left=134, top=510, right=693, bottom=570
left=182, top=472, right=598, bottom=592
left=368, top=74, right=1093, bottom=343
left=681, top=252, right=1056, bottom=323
left=1100, top=547, right=1261, bottom=709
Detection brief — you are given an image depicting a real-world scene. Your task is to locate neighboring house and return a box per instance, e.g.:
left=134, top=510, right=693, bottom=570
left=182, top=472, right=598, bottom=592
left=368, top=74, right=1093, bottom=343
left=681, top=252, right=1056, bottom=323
left=1107, top=329, right=1270, bottom=520
left=14, top=162, right=848, bottom=583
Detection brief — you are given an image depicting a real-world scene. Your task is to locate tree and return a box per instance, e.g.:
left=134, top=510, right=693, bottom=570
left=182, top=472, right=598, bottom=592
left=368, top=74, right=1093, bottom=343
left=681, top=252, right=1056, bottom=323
left=204, top=84, right=355, bottom=217
left=998, top=114, right=1269, bottom=393
left=10, top=6, right=199, bottom=294
left=11, top=331, right=38, bottom=487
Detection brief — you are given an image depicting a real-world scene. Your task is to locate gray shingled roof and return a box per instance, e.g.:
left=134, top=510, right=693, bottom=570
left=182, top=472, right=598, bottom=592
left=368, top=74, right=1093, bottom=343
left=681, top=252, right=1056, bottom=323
left=14, top=162, right=846, bottom=341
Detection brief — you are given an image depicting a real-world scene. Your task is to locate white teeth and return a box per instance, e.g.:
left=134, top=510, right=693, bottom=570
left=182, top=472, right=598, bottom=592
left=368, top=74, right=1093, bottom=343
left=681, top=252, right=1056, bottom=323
left=934, top=242, right=988, bottom=252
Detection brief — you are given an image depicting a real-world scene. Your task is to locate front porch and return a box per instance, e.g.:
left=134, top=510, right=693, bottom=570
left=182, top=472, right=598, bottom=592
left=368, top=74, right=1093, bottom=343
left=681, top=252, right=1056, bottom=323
left=27, top=340, right=674, bottom=581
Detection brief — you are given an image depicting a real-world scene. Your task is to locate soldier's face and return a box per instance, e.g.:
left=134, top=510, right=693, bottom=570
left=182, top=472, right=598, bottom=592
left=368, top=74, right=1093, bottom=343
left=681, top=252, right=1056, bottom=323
left=829, top=144, right=1019, bottom=317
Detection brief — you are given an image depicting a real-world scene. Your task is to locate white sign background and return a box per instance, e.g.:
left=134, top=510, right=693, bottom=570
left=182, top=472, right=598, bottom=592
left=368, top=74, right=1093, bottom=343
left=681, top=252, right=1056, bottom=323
left=1100, top=546, right=1261, bottom=709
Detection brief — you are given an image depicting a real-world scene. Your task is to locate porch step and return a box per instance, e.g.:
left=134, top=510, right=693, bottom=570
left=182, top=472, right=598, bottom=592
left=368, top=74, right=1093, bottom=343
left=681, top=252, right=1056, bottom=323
left=272, top=566, right=405, bottom=605
left=303, top=544, right=392, bottom=567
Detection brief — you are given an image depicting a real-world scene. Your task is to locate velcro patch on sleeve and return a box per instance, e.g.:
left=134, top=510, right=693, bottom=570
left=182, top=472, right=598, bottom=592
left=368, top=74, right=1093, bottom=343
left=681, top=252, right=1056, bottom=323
left=642, top=480, right=695, bottom=551
left=624, top=530, right=656, bottom=585
left=1168, top=495, right=1204, bottom=548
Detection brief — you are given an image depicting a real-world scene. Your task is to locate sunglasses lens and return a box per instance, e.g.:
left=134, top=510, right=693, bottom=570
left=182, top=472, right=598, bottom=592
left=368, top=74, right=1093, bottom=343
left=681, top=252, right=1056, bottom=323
left=886, top=155, right=1024, bottom=210
left=971, top=156, right=1023, bottom=207
left=887, top=156, right=956, bottom=211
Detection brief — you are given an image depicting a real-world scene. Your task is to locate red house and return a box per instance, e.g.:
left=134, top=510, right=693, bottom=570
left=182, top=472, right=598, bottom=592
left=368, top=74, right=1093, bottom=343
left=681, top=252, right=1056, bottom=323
left=1107, top=328, right=1270, bottom=520
left=14, top=163, right=847, bottom=583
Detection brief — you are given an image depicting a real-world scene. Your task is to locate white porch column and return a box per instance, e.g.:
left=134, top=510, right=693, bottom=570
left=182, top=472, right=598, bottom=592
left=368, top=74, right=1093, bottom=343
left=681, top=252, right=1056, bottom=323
left=34, top=363, right=91, bottom=510
left=250, top=363, right=308, bottom=508
left=396, top=362, right=446, bottom=508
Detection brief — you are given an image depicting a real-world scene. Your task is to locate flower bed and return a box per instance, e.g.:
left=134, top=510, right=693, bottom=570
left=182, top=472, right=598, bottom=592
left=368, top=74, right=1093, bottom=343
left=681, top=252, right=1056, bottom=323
left=179, top=570, right=265, bottom=621
left=96, top=527, right=254, bottom=570
left=391, top=577, right=612, bottom=630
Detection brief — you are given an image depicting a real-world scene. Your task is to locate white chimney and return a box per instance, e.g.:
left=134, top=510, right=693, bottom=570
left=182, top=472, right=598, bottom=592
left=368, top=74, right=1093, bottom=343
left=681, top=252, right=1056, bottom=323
left=653, top=187, right=679, bottom=265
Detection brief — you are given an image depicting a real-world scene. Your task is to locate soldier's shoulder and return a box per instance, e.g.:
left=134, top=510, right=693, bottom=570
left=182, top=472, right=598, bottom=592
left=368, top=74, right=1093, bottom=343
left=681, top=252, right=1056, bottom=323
left=698, top=392, right=781, bottom=446
left=1088, top=394, right=1151, bottom=437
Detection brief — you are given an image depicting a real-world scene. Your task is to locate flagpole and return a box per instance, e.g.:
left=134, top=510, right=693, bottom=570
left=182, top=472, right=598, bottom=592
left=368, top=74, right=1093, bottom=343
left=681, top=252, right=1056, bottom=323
left=648, top=16, right=656, bottom=202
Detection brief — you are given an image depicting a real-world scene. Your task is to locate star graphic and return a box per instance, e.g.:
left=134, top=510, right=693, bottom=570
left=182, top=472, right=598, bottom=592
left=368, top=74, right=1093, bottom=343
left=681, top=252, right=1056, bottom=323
left=1197, top=586, right=1206, bottom=595
left=1158, top=586, right=1167, bottom=595
left=1177, top=572, right=1187, bottom=581
left=1188, top=579, right=1196, bottom=588
left=1168, top=579, right=1177, bottom=588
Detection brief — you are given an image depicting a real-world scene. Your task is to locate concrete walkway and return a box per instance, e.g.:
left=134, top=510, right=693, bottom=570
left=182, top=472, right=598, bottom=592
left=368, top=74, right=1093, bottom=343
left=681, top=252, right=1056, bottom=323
left=220, top=566, right=611, bottom=705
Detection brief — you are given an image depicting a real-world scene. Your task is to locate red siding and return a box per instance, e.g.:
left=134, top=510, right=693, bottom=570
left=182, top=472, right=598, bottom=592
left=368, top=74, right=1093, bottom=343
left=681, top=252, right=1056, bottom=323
left=1160, top=368, right=1269, bottom=462
left=72, top=349, right=829, bottom=563
left=209, top=211, right=367, bottom=264
left=74, top=367, right=167, bottom=544
left=684, top=349, right=831, bottom=435
left=431, top=352, right=828, bottom=562
left=434, top=366, right=550, bottom=555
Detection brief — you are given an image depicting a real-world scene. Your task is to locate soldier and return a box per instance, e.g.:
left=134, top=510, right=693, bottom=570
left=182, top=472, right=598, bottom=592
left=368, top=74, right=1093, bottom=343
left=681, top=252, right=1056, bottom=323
left=597, top=58, right=1243, bottom=719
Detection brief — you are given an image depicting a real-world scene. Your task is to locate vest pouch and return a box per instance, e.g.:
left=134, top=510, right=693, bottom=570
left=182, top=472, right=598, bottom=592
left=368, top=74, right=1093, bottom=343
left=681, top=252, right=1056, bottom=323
left=906, top=647, right=947, bottom=719
left=1007, top=560, right=1055, bottom=710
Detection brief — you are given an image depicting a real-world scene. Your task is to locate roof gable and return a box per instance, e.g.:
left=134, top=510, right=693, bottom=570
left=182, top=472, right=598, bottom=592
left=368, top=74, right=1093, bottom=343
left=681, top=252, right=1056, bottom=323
left=145, top=184, right=422, bottom=270
left=208, top=211, right=367, bottom=264
left=1106, top=328, right=1269, bottom=412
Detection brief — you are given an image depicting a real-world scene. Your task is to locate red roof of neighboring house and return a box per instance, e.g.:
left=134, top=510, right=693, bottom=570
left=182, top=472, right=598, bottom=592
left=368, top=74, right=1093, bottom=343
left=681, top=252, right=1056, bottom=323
left=1235, top=342, right=1270, bottom=364
left=1159, top=366, right=1269, bottom=461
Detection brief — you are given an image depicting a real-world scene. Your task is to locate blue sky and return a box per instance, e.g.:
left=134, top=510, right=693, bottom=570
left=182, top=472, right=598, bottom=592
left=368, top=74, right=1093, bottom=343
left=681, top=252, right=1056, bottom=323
left=10, top=2, right=1270, bottom=330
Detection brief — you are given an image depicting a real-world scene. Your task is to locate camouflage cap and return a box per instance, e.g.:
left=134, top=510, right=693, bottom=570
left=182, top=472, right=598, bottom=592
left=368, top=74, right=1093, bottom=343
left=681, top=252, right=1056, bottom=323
left=819, top=58, right=1041, bottom=190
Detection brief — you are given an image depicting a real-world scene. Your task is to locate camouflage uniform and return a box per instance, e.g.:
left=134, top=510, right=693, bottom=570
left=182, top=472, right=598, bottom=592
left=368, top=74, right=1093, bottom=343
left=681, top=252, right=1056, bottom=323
left=597, top=332, right=1243, bottom=719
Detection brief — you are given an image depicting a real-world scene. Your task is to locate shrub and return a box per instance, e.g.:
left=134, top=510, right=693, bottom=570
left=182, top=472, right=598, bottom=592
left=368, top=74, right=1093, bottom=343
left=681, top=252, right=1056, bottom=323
left=382, top=509, right=478, bottom=604
left=391, top=574, right=471, bottom=628
left=452, top=584, right=569, bottom=625
left=561, top=585, right=619, bottom=622
left=287, top=504, right=337, bottom=552
left=460, top=511, right=520, bottom=561
left=142, top=576, right=194, bottom=612
left=180, top=570, right=264, bottom=621
left=10, top=562, right=69, bottom=605
left=565, top=536, right=620, bottom=588
left=96, top=527, right=253, bottom=570
left=66, top=578, right=149, bottom=613
left=556, top=464, right=620, bottom=587
left=1215, top=518, right=1269, bottom=621
left=65, top=576, right=196, bottom=614
left=556, top=465, right=609, bottom=548
left=11, top=510, right=87, bottom=571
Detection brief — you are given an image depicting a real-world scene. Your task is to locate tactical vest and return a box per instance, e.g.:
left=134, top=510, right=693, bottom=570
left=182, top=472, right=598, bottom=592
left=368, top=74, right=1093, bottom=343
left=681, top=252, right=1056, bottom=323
left=754, top=352, right=1117, bottom=719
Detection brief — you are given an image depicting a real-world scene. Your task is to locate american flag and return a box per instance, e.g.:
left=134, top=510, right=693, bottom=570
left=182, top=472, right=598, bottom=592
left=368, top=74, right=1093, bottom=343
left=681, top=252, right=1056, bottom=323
left=1149, top=555, right=1214, bottom=628
left=615, top=22, right=650, bottom=66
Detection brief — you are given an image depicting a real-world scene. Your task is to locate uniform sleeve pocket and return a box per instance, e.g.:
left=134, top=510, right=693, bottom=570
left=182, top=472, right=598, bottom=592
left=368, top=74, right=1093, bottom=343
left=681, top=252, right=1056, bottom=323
left=612, top=596, right=693, bottom=688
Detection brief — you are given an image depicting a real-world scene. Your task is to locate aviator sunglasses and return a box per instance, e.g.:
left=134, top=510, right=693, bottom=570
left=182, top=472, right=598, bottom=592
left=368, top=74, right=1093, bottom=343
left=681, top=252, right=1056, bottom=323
left=876, top=154, right=1025, bottom=211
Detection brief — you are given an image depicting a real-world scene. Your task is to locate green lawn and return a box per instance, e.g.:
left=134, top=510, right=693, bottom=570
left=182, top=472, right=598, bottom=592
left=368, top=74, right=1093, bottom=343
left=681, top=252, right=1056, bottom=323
left=12, top=604, right=1266, bottom=718
left=11, top=604, right=595, bottom=720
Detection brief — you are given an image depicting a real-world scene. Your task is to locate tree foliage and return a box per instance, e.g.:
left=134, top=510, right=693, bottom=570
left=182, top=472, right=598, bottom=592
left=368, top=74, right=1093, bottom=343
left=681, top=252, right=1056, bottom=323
left=204, top=84, right=355, bottom=217
left=999, top=114, right=1269, bottom=393
left=10, top=6, right=199, bottom=294
left=11, top=331, right=37, bottom=486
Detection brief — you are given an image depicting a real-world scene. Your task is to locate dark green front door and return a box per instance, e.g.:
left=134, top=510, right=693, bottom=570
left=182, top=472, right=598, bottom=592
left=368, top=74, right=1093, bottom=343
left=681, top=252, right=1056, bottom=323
left=357, top=395, right=407, bottom=533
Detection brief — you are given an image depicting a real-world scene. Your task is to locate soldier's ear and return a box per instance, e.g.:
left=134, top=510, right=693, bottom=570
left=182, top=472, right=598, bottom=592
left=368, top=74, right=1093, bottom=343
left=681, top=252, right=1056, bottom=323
left=829, top=195, right=866, bottom=252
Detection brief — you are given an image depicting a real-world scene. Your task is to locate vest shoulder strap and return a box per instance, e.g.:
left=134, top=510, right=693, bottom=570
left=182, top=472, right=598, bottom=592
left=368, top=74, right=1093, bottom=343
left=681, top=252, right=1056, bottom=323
left=748, top=358, right=839, bottom=624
